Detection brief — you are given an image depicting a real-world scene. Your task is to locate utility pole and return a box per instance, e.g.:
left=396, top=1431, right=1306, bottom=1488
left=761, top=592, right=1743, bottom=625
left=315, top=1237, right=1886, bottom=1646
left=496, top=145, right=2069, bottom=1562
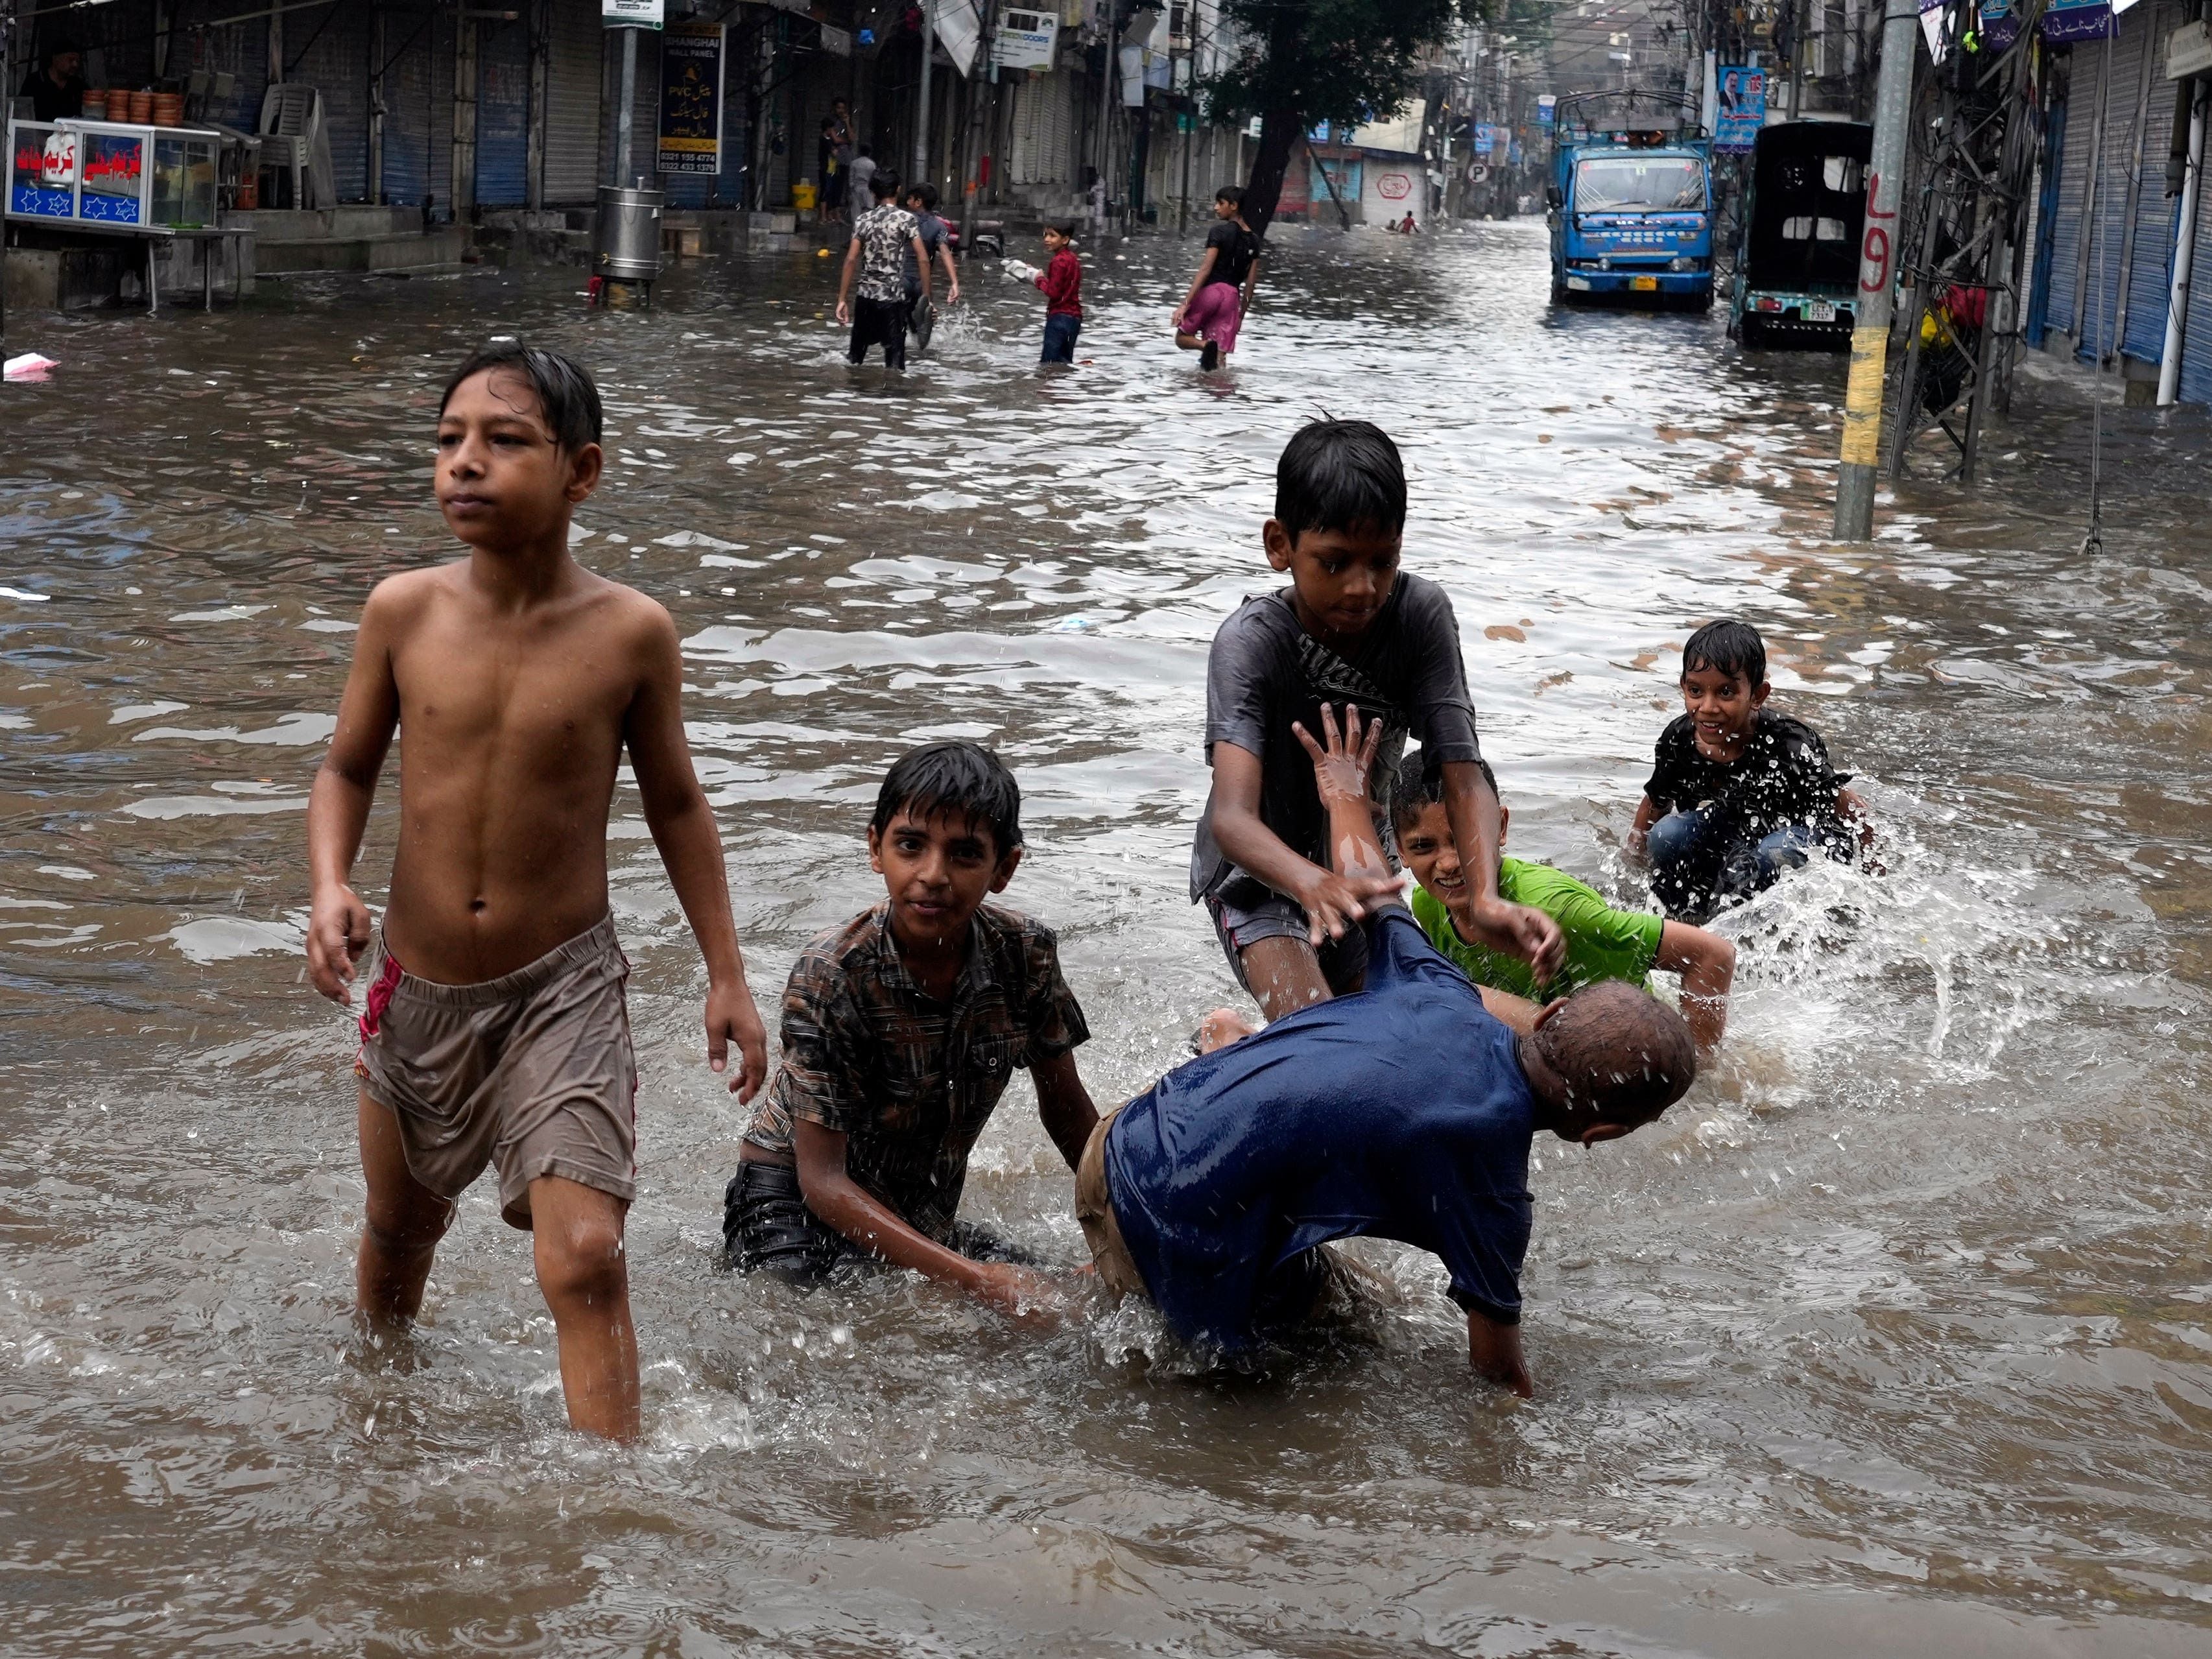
left=1833, top=0, right=1921, bottom=542
left=617, top=25, right=639, bottom=185
left=914, top=3, right=934, bottom=191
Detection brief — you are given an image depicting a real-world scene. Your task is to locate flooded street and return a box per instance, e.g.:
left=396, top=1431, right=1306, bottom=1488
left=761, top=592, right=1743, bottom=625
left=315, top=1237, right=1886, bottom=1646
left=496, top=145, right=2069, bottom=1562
left=4, top=220, right=2211, bottom=1654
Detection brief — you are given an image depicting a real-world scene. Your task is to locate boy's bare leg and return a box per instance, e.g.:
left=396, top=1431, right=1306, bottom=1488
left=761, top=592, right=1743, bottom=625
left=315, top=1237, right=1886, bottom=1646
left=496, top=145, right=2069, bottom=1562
left=357, top=1089, right=453, bottom=1328
left=528, top=1175, right=641, bottom=1441
left=1238, top=936, right=1342, bottom=1023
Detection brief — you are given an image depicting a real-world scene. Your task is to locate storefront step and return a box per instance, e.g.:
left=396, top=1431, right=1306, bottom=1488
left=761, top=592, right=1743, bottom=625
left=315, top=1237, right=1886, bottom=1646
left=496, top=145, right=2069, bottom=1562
left=252, top=227, right=471, bottom=276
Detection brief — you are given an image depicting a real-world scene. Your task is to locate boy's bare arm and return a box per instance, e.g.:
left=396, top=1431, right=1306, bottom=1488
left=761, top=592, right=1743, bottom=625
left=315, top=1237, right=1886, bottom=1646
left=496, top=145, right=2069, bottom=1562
left=792, top=1120, right=1065, bottom=1322
left=305, top=582, right=407, bottom=1002
left=834, top=236, right=862, bottom=323
left=1440, top=761, right=1564, bottom=983
left=1626, top=793, right=1660, bottom=860
left=1209, top=741, right=1398, bottom=944
left=1030, top=1049, right=1098, bottom=1172
left=623, top=602, right=768, bottom=1100
left=1655, top=920, right=1734, bottom=1056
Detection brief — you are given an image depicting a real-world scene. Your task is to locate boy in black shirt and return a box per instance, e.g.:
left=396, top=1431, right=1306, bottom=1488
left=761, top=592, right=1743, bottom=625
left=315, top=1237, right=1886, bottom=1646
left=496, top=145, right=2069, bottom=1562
left=1192, top=420, right=1562, bottom=1021
left=1629, top=619, right=1870, bottom=920
left=1172, top=186, right=1263, bottom=370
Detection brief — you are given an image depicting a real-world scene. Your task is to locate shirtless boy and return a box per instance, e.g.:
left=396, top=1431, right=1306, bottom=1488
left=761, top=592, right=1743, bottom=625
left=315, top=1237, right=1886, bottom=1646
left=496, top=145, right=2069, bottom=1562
left=304, top=342, right=769, bottom=1440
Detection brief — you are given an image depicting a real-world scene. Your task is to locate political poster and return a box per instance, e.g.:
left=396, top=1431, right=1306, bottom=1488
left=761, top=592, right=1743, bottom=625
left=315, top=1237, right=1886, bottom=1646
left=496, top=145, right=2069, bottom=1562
left=656, top=23, right=725, bottom=176
left=1714, top=66, right=1765, bottom=154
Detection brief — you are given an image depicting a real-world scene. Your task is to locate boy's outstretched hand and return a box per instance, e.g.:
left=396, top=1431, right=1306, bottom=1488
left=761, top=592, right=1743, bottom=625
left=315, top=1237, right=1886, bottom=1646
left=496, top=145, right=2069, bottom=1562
left=1458, top=893, right=1566, bottom=985
left=1290, top=703, right=1405, bottom=942
left=706, top=982, right=770, bottom=1101
left=306, top=882, right=372, bottom=1003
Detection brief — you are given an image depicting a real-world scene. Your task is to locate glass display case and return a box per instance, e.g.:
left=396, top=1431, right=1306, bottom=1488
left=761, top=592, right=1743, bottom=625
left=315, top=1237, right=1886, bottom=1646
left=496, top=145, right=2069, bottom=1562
left=6, top=119, right=222, bottom=232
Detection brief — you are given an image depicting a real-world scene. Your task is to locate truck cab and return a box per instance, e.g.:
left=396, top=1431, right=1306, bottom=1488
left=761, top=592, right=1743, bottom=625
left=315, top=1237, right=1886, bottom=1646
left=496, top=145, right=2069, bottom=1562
left=1546, top=92, right=1715, bottom=309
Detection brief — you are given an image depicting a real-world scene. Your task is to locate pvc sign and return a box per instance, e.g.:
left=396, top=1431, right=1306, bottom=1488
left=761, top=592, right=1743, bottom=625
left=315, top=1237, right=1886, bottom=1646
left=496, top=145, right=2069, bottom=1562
left=995, top=8, right=1060, bottom=70
left=1536, top=95, right=1556, bottom=127
left=1714, top=66, right=1765, bottom=154
left=603, top=0, right=663, bottom=28
left=657, top=22, right=724, bottom=176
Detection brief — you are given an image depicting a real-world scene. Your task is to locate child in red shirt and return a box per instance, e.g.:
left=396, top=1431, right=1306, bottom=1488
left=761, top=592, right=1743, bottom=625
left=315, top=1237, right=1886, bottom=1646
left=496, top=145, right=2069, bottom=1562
left=1034, top=221, right=1083, bottom=364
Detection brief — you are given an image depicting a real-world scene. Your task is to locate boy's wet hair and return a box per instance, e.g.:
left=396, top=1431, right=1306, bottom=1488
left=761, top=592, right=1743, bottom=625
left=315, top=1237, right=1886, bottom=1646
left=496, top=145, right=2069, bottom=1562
left=905, top=180, right=940, bottom=210
left=1216, top=184, right=1244, bottom=208
left=1534, top=981, right=1697, bottom=1127
left=872, top=741, right=1023, bottom=855
left=1391, top=749, right=1496, bottom=835
left=440, top=342, right=602, bottom=453
left=1044, top=217, right=1078, bottom=237
left=1681, top=618, right=1767, bottom=687
left=870, top=171, right=900, bottom=199
left=1275, top=420, right=1408, bottom=543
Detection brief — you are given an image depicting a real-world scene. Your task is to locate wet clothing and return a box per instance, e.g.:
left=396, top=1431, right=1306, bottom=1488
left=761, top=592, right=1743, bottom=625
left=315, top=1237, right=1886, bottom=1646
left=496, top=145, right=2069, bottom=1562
left=1041, top=312, right=1081, bottom=363
left=1206, top=885, right=1367, bottom=997
left=1410, top=860, right=1661, bottom=1003
left=1099, top=907, right=1536, bottom=1354
left=354, top=914, right=637, bottom=1230
left=1183, top=280, right=1243, bottom=356
left=1201, top=218, right=1262, bottom=291
left=904, top=208, right=949, bottom=296
left=1036, top=248, right=1082, bottom=318
left=848, top=294, right=910, bottom=368
left=851, top=202, right=918, bottom=304
left=740, top=903, right=1089, bottom=1243
left=1642, top=710, right=1851, bottom=918
left=1189, top=575, right=1484, bottom=908
left=846, top=154, right=877, bottom=209
left=722, top=1159, right=1040, bottom=1282
left=23, top=70, right=84, bottom=123
left=1643, top=711, right=1848, bottom=839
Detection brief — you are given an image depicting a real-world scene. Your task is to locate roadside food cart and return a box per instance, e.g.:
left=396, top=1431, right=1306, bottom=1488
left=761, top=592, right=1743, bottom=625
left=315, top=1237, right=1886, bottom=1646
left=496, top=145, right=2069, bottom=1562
left=7, top=116, right=250, bottom=309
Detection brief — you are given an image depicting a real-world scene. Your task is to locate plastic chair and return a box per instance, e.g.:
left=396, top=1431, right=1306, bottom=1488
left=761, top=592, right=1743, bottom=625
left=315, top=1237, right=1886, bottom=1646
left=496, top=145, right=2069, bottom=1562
left=257, top=82, right=333, bottom=209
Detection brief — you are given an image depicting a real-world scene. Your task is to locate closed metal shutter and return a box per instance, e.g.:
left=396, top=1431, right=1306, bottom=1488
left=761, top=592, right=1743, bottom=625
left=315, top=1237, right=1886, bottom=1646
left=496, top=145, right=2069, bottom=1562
left=1010, top=71, right=1074, bottom=185
left=2122, top=47, right=2180, bottom=363
left=477, top=18, right=532, bottom=206
left=199, top=16, right=270, bottom=133
left=2180, top=122, right=2212, bottom=403
left=543, top=0, right=604, bottom=204
left=2047, top=47, right=2098, bottom=339
left=379, top=11, right=444, bottom=208
left=290, top=3, right=373, bottom=202
left=2078, top=29, right=2150, bottom=360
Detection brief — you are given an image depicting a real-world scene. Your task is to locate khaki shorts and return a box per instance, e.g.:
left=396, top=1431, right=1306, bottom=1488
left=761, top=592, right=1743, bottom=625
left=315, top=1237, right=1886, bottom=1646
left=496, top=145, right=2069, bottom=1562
left=355, top=914, right=637, bottom=1230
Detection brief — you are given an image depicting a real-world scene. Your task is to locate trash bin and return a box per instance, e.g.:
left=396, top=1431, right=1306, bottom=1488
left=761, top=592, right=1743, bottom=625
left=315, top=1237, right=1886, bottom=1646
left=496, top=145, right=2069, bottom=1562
left=595, top=184, right=663, bottom=284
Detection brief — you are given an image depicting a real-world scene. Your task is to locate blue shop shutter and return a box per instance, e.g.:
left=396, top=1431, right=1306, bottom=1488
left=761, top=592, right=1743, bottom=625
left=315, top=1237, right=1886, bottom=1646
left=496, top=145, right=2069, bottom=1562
left=291, top=2, right=372, bottom=202
left=2046, top=51, right=2096, bottom=337
left=2122, top=64, right=2180, bottom=364
left=477, top=18, right=532, bottom=208
left=379, top=12, right=441, bottom=208
left=2180, top=144, right=2212, bottom=403
left=2078, top=27, right=2149, bottom=361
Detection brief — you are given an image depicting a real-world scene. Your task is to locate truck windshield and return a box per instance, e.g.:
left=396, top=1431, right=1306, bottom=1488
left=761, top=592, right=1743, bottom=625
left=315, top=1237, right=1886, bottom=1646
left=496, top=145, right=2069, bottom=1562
left=1574, top=157, right=1706, bottom=212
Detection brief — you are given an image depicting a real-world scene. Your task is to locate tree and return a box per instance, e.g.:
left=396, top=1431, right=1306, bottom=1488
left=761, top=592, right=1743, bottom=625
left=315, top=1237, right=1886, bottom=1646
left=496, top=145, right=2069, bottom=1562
left=1204, top=0, right=1483, bottom=234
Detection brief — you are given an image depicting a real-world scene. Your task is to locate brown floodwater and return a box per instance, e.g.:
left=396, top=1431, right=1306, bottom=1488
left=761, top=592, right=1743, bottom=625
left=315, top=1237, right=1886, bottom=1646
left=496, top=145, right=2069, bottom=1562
left=3, top=221, right=2210, bottom=1656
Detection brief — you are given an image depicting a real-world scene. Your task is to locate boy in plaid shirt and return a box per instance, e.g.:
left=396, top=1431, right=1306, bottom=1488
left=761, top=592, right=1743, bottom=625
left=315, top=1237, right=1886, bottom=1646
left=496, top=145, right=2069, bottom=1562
left=724, top=742, right=1097, bottom=1319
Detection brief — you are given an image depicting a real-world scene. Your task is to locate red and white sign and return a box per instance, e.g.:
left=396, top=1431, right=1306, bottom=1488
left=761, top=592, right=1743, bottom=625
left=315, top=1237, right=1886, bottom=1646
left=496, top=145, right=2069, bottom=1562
left=1376, top=172, right=1412, bottom=200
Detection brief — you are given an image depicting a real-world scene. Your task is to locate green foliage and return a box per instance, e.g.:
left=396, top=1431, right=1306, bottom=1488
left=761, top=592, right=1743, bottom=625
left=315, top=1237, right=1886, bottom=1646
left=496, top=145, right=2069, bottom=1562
left=1202, top=0, right=1484, bottom=126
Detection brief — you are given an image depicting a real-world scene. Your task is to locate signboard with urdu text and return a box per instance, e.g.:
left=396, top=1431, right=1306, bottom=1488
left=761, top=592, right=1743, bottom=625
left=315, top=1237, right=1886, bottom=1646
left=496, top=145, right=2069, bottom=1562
left=656, top=23, right=724, bottom=176
left=604, top=0, right=664, bottom=28
left=1713, top=66, right=1765, bottom=154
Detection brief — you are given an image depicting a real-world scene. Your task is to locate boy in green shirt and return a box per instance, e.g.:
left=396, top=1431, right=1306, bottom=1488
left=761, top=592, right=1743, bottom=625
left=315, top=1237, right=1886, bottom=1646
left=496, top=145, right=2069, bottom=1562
left=1394, top=754, right=1736, bottom=1057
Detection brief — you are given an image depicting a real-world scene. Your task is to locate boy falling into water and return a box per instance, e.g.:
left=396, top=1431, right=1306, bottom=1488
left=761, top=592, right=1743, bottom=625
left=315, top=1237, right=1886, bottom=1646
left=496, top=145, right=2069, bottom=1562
left=1191, top=419, right=1563, bottom=1022
left=304, top=343, right=769, bottom=1441
left=723, top=742, right=1099, bottom=1319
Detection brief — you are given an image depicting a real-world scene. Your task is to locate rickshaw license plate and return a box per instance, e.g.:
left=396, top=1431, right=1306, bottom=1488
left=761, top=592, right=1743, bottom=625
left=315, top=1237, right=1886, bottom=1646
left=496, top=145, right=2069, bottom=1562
left=1631, top=276, right=1659, bottom=291
left=1805, top=300, right=1837, bottom=321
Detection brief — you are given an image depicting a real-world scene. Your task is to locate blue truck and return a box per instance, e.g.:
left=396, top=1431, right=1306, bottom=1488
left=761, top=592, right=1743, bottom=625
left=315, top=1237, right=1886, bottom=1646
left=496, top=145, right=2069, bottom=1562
left=1545, top=91, right=1715, bottom=309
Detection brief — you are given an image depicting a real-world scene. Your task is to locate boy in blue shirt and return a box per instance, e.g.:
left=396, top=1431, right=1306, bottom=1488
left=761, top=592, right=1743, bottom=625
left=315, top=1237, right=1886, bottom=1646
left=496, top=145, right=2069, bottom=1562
left=1086, top=706, right=1696, bottom=1394
left=1192, top=420, right=1562, bottom=1023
